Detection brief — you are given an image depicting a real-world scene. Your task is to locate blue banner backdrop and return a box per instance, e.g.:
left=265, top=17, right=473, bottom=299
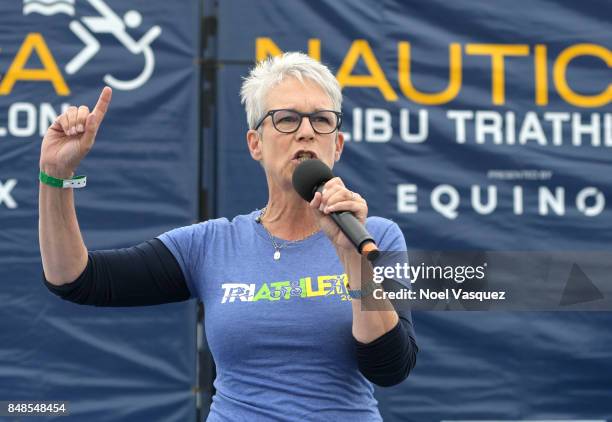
left=0, top=0, right=200, bottom=420
left=210, top=0, right=612, bottom=420
left=2, top=0, right=611, bottom=420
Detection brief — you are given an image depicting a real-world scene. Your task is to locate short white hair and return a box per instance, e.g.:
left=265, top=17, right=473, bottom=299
left=240, top=52, right=342, bottom=130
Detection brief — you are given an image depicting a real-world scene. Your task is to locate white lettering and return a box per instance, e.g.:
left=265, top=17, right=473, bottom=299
left=519, top=111, right=547, bottom=145
left=8, top=103, right=37, bottom=137
left=220, top=283, right=255, bottom=303
left=447, top=110, right=473, bottom=144
left=543, top=112, right=570, bottom=146
left=0, top=179, right=18, bottom=209
left=397, top=184, right=418, bottom=213
left=399, top=109, right=428, bottom=143
left=605, top=113, right=612, bottom=146
left=576, top=187, right=605, bottom=217
left=572, top=112, right=600, bottom=146
left=471, top=185, right=497, bottom=215
left=475, top=111, right=503, bottom=144
left=365, top=108, right=392, bottom=142
left=505, top=111, right=516, bottom=145
left=513, top=186, right=523, bottom=215
left=538, top=186, right=565, bottom=216
left=431, top=184, right=460, bottom=219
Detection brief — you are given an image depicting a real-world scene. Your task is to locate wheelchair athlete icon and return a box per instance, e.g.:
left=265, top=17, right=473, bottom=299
left=65, top=0, right=161, bottom=91
left=270, top=282, right=304, bottom=300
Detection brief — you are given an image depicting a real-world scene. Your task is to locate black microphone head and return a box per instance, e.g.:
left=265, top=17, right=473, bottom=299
left=292, top=159, right=334, bottom=201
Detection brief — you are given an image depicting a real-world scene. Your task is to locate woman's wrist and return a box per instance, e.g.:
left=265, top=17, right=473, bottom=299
left=335, top=247, right=362, bottom=289
left=40, top=163, right=74, bottom=179
left=335, top=247, right=361, bottom=265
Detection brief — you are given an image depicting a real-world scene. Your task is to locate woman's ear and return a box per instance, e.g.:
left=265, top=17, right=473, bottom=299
left=247, top=129, right=263, bottom=161
left=334, top=131, right=345, bottom=161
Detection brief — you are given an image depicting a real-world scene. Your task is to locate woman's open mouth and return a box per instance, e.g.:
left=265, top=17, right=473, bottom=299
left=292, top=150, right=317, bottom=163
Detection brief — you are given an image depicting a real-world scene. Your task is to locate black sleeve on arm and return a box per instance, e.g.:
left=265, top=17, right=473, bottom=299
left=43, top=238, right=191, bottom=307
left=355, top=311, right=418, bottom=387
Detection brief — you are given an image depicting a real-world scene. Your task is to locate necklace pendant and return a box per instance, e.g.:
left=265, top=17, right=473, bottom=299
left=273, top=250, right=281, bottom=260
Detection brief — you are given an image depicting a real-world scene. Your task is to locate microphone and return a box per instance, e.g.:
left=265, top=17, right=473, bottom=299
left=292, top=159, right=380, bottom=261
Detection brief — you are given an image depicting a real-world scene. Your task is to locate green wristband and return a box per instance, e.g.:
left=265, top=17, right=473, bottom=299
left=39, top=170, right=87, bottom=189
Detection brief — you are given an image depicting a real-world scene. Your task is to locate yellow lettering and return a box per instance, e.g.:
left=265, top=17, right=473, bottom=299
left=253, top=283, right=274, bottom=301
left=554, top=44, right=612, bottom=108
left=398, top=42, right=462, bottom=105
left=534, top=45, right=548, bottom=106
left=339, top=274, right=349, bottom=294
left=308, top=39, right=321, bottom=61
left=256, top=38, right=284, bottom=62
left=304, top=275, right=342, bottom=297
left=300, top=277, right=325, bottom=297
left=465, top=44, right=529, bottom=105
left=304, top=277, right=325, bottom=297
left=298, top=278, right=308, bottom=298
left=256, top=37, right=321, bottom=62
left=0, top=33, right=69, bottom=96
left=336, top=40, right=398, bottom=101
left=317, top=275, right=337, bottom=295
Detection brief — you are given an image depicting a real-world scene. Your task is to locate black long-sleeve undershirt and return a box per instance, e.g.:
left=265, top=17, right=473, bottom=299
left=43, top=239, right=190, bottom=306
left=43, top=238, right=417, bottom=386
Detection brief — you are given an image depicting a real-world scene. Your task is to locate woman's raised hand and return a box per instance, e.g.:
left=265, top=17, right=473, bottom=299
left=40, top=86, right=112, bottom=177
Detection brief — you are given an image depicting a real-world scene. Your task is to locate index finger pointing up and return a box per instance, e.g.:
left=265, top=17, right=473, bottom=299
left=92, top=86, right=112, bottom=123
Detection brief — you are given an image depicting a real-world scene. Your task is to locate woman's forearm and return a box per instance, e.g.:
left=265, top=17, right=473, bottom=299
left=39, top=166, right=88, bottom=285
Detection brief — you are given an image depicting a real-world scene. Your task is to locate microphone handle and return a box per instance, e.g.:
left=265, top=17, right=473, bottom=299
left=315, top=186, right=380, bottom=261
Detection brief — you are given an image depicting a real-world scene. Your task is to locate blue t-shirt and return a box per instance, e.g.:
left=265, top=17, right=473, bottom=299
left=158, top=210, right=410, bottom=422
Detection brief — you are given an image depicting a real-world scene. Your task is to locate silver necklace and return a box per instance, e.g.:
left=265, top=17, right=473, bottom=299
left=256, top=207, right=319, bottom=261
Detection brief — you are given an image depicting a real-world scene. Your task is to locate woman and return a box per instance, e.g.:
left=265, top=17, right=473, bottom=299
left=40, top=52, right=417, bottom=421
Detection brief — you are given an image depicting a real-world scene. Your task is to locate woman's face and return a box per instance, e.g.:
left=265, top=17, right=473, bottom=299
left=247, top=76, right=344, bottom=191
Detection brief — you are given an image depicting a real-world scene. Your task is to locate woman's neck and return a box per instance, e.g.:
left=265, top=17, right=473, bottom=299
left=260, top=190, right=319, bottom=241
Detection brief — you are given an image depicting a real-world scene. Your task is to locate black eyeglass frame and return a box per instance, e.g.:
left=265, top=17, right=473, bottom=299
left=253, top=109, right=343, bottom=134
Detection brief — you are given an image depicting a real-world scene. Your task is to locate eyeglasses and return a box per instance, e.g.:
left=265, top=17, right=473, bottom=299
left=254, top=109, right=342, bottom=134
